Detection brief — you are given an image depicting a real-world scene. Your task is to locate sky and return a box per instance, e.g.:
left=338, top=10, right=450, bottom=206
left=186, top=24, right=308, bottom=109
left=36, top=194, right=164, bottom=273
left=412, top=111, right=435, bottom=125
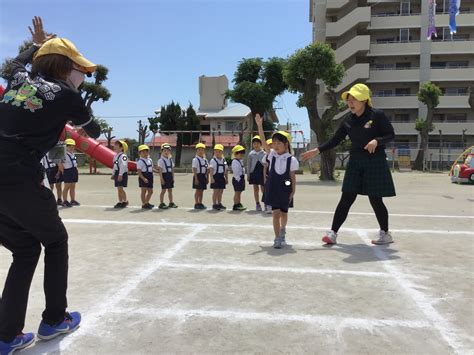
left=0, top=0, right=312, bottom=140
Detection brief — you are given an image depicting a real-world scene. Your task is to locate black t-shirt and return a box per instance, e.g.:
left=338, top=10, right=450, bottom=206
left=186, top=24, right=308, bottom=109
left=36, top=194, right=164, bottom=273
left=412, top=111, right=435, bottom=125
left=318, top=107, right=395, bottom=159
left=0, top=45, right=100, bottom=164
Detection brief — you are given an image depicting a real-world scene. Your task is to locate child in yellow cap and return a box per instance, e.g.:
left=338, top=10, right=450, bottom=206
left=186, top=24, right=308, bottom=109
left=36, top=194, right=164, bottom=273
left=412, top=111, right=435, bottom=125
left=157, top=143, right=177, bottom=209
left=61, top=138, right=79, bottom=207
left=111, top=140, right=129, bottom=208
left=192, top=143, right=209, bottom=209
left=262, top=138, right=274, bottom=214
left=256, top=115, right=299, bottom=249
left=137, top=144, right=154, bottom=209
left=210, top=144, right=228, bottom=210
left=231, top=145, right=246, bottom=211
left=248, top=135, right=266, bottom=211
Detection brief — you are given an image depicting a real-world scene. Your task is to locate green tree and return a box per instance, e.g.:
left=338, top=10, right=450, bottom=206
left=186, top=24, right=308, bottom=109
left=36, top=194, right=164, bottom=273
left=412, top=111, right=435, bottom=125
left=148, top=115, right=161, bottom=153
left=136, top=120, right=149, bottom=145
left=284, top=42, right=345, bottom=180
left=414, top=82, right=442, bottom=170
left=226, top=57, right=287, bottom=145
left=158, top=102, right=201, bottom=167
left=0, top=40, right=33, bottom=81
left=336, top=139, right=352, bottom=168
left=80, top=65, right=111, bottom=112
left=95, top=118, right=115, bottom=148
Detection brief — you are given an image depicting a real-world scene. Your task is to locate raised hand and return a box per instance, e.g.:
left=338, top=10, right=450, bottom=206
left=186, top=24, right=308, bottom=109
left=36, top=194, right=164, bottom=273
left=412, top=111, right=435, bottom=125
left=28, top=16, right=55, bottom=44
left=255, top=113, right=263, bottom=127
left=300, top=148, right=319, bottom=162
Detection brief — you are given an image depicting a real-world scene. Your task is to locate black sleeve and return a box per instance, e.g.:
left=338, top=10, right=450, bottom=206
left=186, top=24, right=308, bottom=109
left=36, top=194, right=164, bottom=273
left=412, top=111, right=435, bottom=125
left=67, top=92, right=101, bottom=139
left=10, top=45, right=39, bottom=78
left=374, top=111, right=395, bottom=146
left=317, top=121, right=348, bottom=153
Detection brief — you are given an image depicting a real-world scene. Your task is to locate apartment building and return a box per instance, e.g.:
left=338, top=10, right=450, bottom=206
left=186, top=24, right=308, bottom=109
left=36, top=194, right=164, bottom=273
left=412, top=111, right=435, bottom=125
left=309, top=0, right=474, bottom=149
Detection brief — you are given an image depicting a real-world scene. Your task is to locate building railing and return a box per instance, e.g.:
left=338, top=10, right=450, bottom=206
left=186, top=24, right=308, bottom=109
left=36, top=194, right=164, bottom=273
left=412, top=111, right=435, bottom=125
left=371, top=10, right=474, bottom=17
left=370, top=66, right=474, bottom=71
left=371, top=38, right=473, bottom=44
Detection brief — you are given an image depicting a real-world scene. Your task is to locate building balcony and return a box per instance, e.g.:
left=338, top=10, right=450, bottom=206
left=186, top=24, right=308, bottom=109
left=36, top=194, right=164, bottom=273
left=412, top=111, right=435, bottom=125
left=431, top=39, right=474, bottom=55
left=438, top=95, right=471, bottom=109
left=431, top=67, right=474, bottom=82
left=392, top=122, right=473, bottom=136
left=336, top=63, right=370, bottom=92
left=369, top=12, right=474, bottom=30
left=371, top=95, right=419, bottom=109
left=326, top=7, right=371, bottom=38
left=435, top=12, right=474, bottom=28
left=368, top=68, right=420, bottom=83
left=335, top=35, right=370, bottom=63
left=326, top=0, right=351, bottom=11
left=368, top=40, right=421, bottom=57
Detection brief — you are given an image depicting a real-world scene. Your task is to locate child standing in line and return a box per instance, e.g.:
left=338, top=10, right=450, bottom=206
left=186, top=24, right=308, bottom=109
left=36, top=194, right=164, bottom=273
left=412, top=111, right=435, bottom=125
left=247, top=135, right=266, bottom=211
left=192, top=143, right=209, bottom=210
left=112, top=140, right=129, bottom=209
left=256, top=115, right=299, bottom=249
left=62, top=138, right=80, bottom=208
left=137, top=144, right=154, bottom=210
left=262, top=138, right=273, bottom=214
left=231, top=145, right=247, bottom=211
left=41, top=153, right=63, bottom=205
left=157, top=143, right=178, bottom=209
left=210, top=144, right=228, bottom=210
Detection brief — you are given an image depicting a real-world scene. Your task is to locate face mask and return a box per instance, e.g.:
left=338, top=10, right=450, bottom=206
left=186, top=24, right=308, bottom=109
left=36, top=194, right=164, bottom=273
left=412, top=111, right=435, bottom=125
left=67, top=69, right=85, bottom=89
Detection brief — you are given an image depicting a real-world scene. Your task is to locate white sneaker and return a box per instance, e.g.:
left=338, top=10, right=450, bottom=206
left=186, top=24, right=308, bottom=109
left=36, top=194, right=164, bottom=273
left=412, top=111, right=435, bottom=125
left=322, top=230, right=337, bottom=245
left=266, top=205, right=272, bottom=214
left=372, top=230, right=394, bottom=245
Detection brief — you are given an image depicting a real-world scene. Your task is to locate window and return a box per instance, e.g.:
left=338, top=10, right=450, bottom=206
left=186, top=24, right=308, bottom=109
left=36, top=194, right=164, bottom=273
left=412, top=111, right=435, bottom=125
left=433, top=114, right=445, bottom=122
left=401, top=0, right=411, bottom=15
left=394, top=114, right=411, bottom=122
left=225, top=121, right=242, bottom=132
left=376, top=37, right=396, bottom=44
left=396, top=62, right=412, bottom=69
left=446, top=114, right=467, bottom=122
left=444, top=87, right=468, bottom=95
left=400, top=28, right=410, bottom=42
left=373, top=89, right=393, bottom=97
left=447, top=61, right=469, bottom=68
left=375, top=63, right=395, bottom=70
left=395, top=88, right=411, bottom=96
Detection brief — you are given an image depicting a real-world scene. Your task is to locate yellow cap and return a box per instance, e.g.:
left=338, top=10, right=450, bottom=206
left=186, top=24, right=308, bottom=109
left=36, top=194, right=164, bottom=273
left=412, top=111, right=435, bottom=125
left=266, top=138, right=273, bottom=145
left=341, top=83, right=372, bottom=107
left=272, top=131, right=292, bottom=143
left=195, top=143, right=206, bottom=149
left=161, top=143, right=171, bottom=150
left=65, top=138, right=76, bottom=146
left=118, top=140, right=128, bottom=153
left=138, top=144, right=149, bottom=152
left=214, top=144, right=224, bottom=151
left=232, top=145, right=246, bottom=155
left=252, top=135, right=262, bottom=142
left=34, top=38, right=97, bottom=73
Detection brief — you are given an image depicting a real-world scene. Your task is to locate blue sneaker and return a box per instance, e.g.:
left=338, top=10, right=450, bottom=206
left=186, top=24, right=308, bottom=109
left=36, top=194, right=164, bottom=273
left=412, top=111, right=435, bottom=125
left=0, top=333, right=35, bottom=355
left=37, top=312, right=81, bottom=340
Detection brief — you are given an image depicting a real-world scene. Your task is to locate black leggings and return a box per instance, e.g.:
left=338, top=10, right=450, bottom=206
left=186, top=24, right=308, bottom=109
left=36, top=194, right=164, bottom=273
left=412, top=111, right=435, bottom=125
left=331, top=192, right=389, bottom=233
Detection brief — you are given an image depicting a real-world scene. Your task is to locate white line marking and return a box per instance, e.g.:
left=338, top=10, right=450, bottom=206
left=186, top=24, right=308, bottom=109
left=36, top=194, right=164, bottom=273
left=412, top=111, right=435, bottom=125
left=356, top=231, right=472, bottom=354
left=112, top=307, right=431, bottom=331
left=162, top=262, right=391, bottom=278
left=76, top=204, right=474, bottom=219
left=62, top=218, right=474, bottom=236
left=55, top=225, right=206, bottom=352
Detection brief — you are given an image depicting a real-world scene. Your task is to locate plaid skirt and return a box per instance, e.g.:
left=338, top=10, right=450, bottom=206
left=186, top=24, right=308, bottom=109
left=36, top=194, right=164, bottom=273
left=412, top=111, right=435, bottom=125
left=342, top=156, right=396, bottom=197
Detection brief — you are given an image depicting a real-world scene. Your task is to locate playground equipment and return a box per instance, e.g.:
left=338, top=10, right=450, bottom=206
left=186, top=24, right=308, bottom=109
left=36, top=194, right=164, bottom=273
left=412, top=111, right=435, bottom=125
left=62, top=124, right=137, bottom=171
left=449, top=146, right=474, bottom=184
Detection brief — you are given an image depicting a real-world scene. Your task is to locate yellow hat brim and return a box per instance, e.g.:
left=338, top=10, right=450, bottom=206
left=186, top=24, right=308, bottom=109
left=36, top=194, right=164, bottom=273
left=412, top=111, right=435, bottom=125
left=341, top=89, right=372, bottom=107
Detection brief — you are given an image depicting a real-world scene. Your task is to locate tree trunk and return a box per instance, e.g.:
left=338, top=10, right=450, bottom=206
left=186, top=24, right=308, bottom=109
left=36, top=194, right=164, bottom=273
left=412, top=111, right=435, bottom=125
left=175, top=132, right=183, bottom=167
left=414, top=106, right=433, bottom=171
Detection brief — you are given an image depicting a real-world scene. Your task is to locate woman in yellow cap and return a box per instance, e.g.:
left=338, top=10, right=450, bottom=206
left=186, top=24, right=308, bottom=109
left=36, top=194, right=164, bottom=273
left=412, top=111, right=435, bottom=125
left=301, top=83, right=396, bottom=246
left=231, top=145, right=247, bottom=211
left=157, top=143, right=177, bottom=209
left=256, top=115, right=299, bottom=249
left=0, top=17, right=100, bottom=349
left=137, top=144, right=155, bottom=209
left=192, top=143, right=209, bottom=209
left=61, top=138, right=80, bottom=207
left=247, top=135, right=266, bottom=211
left=209, top=144, right=228, bottom=210
left=111, top=140, right=129, bottom=208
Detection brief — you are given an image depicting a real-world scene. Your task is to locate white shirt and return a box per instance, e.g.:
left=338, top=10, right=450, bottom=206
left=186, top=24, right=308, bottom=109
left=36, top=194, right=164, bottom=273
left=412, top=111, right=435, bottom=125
left=192, top=156, right=208, bottom=174
left=137, top=157, right=153, bottom=173
left=231, top=158, right=245, bottom=181
left=261, top=152, right=270, bottom=166
left=248, top=149, right=265, bottom=173
left=158, top=157, right=174, bottom=173
left=41, top=155, right=56, bottom=169
left=62, top=152, right=77, bottom=169
left=209, top=157, right=228, bottom=175
left=267, top=150, right=299, bottom=175
left=113, top=152, right=128, bottom=176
